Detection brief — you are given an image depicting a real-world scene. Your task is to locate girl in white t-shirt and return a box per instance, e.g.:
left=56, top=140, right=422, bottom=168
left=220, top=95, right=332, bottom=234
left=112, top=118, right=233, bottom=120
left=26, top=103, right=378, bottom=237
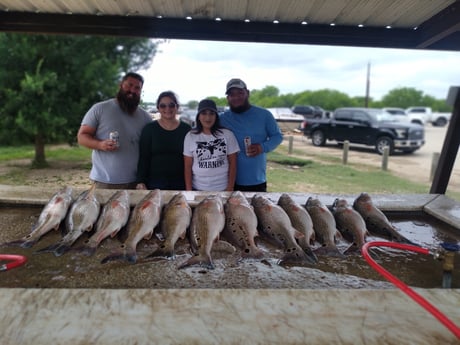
left=183, top=99, right=240, bottom=191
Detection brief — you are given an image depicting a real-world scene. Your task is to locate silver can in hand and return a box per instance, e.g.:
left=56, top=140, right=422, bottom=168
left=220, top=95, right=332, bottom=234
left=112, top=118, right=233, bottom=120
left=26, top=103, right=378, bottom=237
left=244, top=136, right=251, bottom=156
left=109, top=131, right=120, bottom=148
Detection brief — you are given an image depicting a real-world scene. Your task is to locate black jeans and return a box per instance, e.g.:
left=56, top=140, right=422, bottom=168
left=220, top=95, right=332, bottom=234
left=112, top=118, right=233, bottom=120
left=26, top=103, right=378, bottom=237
left=234, top=182, right=267, bottom=192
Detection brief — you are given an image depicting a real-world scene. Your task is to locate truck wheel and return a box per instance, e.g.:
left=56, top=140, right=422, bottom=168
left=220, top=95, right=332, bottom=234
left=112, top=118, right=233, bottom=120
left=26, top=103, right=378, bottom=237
left=375, top=136, right=394, bottom=155
left=311, top=130, right=326, bottom=146
left=433, top=118, right=447, bottom=127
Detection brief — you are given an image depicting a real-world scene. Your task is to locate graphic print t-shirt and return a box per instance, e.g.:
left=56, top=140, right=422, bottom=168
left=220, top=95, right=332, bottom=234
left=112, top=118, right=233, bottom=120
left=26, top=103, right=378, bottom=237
left=183, top=129, right=239, bottom=191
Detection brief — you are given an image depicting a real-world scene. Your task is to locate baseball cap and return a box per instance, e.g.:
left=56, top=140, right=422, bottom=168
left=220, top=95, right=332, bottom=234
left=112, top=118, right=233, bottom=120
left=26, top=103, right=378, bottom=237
left=197, top=99, right=218, bottom=115
left=226, top=78, right=247, bottom=94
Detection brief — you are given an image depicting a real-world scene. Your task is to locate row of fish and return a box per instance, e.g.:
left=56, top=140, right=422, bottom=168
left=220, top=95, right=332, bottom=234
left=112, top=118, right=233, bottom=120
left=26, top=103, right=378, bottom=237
left=1, top=186, right=415, bottom=269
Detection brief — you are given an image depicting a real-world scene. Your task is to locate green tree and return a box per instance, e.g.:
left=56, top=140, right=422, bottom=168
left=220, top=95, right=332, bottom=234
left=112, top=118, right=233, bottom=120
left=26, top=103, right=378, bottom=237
left=380, top=87, right=425, bottom=109
left=0, top=33, right=159, bottom=167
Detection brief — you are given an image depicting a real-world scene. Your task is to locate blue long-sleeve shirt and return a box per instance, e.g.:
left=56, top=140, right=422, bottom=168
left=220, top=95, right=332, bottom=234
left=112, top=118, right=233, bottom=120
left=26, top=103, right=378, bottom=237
left=220, top=105, right=283, bottom=186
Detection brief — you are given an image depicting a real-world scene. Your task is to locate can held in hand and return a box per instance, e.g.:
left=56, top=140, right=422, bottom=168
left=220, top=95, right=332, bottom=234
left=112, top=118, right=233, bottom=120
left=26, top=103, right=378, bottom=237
left=244, top=136, right=251, bottom=156
left=109, top=131, right=120, bottom=148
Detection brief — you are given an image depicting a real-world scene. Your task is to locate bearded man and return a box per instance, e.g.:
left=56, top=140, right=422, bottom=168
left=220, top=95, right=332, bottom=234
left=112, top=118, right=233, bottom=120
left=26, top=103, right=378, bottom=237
left=77, top=72, right=152, bottom=189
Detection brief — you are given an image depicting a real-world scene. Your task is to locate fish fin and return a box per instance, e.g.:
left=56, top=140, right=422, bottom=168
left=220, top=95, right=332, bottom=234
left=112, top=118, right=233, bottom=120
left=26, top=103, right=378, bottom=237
left=241, top=246, right=264, bottom=259
left=314, top=244, right=345, bottom=258
left=2, top=238, right=37, bottom=248
left=343, top=242, right=363, bottom=255
left=33, top=243, right=60, bottom=255
left=212, top=240, right=236, bottom=254
left=334, top=230, right=343, bottom=242
left=101, top=251, right=137, bottom=264
left=146, top=243, right=175, bottom=259
left=293, top=229, right=305, bottom=239
left=279, top=246, right=317, bottom=266
left=178, top=253, right=214, bottom=270
left=76, top=245, right=97, bottom=257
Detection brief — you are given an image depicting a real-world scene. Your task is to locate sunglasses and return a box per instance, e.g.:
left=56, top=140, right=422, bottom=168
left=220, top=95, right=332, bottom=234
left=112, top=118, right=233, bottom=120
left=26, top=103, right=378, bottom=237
left=158, top=102, right=177, bottom=109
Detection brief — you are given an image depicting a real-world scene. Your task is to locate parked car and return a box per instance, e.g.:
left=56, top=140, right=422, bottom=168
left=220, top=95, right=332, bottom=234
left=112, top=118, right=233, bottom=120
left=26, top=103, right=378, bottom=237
left=179, top=109, right=197, bottom=127
left=292, top=105, right=325, bottom=119
left=267, top=107, right=304, bottom=132
left=405, top=106, right=451, bottom=127
left=301, top=107, right=425, bottom=155
left=382, top=107, right=411, bottom=123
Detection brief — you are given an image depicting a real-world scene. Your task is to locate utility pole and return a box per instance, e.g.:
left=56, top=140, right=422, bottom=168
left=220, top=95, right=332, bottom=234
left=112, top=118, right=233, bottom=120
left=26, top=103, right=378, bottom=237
left=365, top=62, right=370, bottom=108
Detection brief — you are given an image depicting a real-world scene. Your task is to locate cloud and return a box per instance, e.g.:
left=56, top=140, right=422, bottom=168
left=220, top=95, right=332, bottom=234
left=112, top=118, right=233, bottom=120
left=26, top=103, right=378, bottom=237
left=140, top=39, right=460, bottom=104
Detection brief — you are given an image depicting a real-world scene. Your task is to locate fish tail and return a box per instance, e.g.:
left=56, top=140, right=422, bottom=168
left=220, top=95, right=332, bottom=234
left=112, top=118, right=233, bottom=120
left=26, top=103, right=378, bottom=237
left=395, top=235, right=420, bottom=246
left=178, top=253, right=214, bottom=270
left=53, top=243, right=73, bottom=257
left=101, top=248, right=137, bottom=264
left=2, top=238, right=38, bottom=248
left=33, top=243, right=60, bottom=255
left=314, top=244, right=345, bottom=258
left=146, top=243, right=175, bottom=259
left=76, top=244, right=98, bottom=257
left=303, top=247, right=319, bottom=263
left=343, top=242, right=363, bottom=255
left=279, top=246, right=317, bottom=265
left=241, top=246, right=264, bottom=259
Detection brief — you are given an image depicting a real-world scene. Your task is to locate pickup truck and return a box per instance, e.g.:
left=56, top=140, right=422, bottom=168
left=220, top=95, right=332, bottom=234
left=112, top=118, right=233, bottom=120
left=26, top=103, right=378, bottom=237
left=301, top=107, right=425, bottom=155
left=405, top=106, right=451, bottom=127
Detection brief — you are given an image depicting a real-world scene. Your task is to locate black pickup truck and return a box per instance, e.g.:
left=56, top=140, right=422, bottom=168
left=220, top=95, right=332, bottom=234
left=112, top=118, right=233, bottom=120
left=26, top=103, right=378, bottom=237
left=301, top=107, right=425, bottom=155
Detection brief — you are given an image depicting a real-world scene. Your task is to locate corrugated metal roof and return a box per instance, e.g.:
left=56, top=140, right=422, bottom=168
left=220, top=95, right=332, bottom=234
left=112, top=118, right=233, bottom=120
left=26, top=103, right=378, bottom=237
left=0, top=0, right=459, bottom=50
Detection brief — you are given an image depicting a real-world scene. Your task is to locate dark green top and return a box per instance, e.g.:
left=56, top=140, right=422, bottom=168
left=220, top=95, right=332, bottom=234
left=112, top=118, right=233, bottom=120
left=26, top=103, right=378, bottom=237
left=137, top=120, right=191, bottom=189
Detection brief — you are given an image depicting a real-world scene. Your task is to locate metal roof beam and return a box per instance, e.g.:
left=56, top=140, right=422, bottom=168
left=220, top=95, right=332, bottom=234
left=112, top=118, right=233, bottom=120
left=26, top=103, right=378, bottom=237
left=416, top=1, right=460, bottom=49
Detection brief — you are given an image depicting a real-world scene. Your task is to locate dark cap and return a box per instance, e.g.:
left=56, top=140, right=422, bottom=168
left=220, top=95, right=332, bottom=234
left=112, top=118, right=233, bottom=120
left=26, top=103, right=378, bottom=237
left=197, top=99, right=218, bottom=115
left=225, top=78, right=247, bottom=94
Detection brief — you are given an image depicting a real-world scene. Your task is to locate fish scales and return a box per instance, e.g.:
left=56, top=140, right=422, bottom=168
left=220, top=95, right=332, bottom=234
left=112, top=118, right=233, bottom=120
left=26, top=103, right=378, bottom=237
left=223, top=191, right=263, bottom=258
left=1, top=186, right=73, bottom=248
left=179, top=194, right=225, bottom=269
left=252, top=194, right=316, bottom=265
left=35, top=184, right=100, bottom=256
left=305, top=197, right=344, bottom=258
left=278, top=193, right=317, bottom=263
left=331, top=198, right=368, bottom=254
left=353, top=192, right=417, bottom=245
left=79, top=189, right=130, bottom=256
left=147, top=192, right=191, bottom=259
left=101, top=189, right=162, bottom=264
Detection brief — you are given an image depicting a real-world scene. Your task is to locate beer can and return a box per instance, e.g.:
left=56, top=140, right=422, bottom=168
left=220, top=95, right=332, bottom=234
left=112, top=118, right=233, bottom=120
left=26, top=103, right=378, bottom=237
left=244, top=136, right=251, bottom=155
left=109, top=131, right=120, bottom=148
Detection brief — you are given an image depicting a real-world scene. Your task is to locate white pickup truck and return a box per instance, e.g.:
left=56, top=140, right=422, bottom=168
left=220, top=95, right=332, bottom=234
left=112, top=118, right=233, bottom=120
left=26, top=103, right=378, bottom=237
left=405, top=106, right=451, bottom=127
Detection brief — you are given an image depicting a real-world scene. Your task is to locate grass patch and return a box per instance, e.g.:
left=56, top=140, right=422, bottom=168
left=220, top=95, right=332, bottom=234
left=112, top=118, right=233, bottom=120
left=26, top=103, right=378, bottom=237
left=266, top=151, right=313, bottom=167
left=0, top=145, right=92, bottom=164
left=0, top=144, right=459, bottom=202
left=266, top=157, right=429, bottom=194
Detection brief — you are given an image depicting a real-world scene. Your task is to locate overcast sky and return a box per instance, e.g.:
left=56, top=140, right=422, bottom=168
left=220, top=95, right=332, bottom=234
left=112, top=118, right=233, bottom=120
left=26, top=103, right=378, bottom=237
left=139, top=39, right=460, bottom=105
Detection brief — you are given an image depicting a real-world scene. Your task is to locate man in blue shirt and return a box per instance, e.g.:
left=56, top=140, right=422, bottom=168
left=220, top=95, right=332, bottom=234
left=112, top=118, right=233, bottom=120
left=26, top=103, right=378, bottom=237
left=220, top=78, right=283, bottom=192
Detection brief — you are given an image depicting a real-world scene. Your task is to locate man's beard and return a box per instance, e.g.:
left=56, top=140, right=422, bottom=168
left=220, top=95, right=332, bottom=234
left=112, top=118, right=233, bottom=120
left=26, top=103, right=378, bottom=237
left=117, top=89, right=140, bottom=114
left=229, top=100, right=251, bottom=114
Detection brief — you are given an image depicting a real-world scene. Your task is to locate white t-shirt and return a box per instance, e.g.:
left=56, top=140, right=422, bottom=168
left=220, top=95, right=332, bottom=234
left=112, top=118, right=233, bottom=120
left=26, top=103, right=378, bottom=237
left=183, top=128, right=240, bottom=191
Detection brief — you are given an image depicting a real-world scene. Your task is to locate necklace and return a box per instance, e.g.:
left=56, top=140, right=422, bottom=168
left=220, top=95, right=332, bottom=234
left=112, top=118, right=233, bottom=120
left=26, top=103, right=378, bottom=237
left=158, top=118, right=179, bottom=131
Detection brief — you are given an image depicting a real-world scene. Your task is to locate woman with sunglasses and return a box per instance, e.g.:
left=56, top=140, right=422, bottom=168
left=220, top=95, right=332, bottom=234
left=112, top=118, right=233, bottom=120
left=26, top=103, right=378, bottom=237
left=136, top=91, right=191, bottom=190
left=183, top=99, right=239, bottom=191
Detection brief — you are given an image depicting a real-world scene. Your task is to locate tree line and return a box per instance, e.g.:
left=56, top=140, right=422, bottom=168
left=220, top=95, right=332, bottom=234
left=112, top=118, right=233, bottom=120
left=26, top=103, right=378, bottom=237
left=196, top=85, right=452, bottom=114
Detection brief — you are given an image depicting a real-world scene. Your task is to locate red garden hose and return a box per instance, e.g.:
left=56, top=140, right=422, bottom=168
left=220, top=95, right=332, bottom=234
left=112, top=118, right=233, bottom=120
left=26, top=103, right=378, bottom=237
left=0, top=254, right=27, bottom=272
left=362, top=241, right=460, bottom=339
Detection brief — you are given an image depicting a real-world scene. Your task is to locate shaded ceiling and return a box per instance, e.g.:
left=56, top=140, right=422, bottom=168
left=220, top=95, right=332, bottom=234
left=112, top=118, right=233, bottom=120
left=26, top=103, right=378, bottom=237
left=0, top=0, right=460, bottom=51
